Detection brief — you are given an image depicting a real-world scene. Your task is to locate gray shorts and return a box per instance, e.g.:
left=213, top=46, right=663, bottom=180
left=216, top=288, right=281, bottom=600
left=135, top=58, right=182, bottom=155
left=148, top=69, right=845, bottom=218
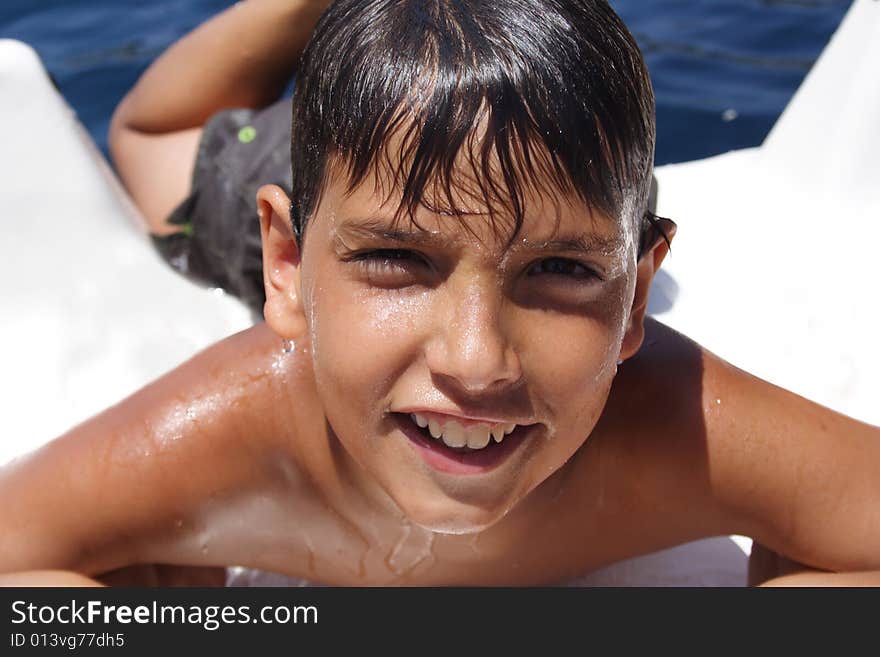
left=151, top=97, right=292, bottom=316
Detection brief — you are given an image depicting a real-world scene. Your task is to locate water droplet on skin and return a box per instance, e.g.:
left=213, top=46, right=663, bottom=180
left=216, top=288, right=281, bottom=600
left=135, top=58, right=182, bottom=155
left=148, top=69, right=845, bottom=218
left=384, top=524, right=412, bottom=576
left=384, top=523, right=435, bottom=579
left=282, top=339, right=295, bottom=354
left=303, top=550, right=315, bottom=576
left=551, top=485, right=566, bottom=503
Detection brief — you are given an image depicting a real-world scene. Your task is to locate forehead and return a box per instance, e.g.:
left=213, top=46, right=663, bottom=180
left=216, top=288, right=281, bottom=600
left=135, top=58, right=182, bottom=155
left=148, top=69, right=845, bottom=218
left=307, top=102, right=631, bottom=248
left=315, top=151, right=627, bottom=256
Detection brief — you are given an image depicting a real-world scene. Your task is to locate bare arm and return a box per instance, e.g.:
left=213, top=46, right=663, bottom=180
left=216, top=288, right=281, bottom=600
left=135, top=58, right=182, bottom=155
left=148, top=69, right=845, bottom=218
left=760, top=571, right=880, bottom=587
left=748, top=543, right=880, bottom=587
left=699, top=341, right=880, bottom=576
left=109, top=0, right=330, bottom=233
left=597, top=320, right=880, bottom=582
left=0, top=324, right=296, bottom=577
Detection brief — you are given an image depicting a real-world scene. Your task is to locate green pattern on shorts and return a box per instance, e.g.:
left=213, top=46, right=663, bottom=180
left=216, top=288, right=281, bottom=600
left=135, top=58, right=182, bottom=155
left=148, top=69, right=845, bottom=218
left=237, top=125, right=257, bottom=143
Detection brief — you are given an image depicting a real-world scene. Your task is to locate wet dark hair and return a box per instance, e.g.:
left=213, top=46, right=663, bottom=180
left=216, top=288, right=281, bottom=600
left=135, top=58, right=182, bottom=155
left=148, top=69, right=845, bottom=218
left=289, top=0, right=660, bottom=254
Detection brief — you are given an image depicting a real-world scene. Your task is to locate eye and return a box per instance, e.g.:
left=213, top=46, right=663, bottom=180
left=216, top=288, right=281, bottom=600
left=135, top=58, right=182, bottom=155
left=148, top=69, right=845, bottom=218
left=528, top=257, right=600, bottom=281
left=350, top=249, right=423, bottom=268
left=345, top=249, right=428, bottom=286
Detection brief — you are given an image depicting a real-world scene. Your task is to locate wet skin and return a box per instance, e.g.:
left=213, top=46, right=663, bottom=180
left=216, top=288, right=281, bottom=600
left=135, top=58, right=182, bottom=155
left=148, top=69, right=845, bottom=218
left=4, top=316, right=879, bottom=586
left=283, top=167, right=644, bottom=536
left=2, top=174, right=880, bottom=585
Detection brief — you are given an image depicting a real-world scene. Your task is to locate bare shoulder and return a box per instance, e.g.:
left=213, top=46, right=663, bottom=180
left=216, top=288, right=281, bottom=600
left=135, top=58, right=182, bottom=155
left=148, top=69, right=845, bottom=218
left=576, top=318, right=880, bottom=570
left=554, top=319, right=729, bottom=554
left=0, top=323, right=320, bottom=576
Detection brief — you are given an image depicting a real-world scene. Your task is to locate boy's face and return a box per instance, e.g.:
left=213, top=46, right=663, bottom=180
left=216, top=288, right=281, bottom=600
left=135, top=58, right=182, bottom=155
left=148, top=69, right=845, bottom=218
left=262, top=153, right=654, bottom=534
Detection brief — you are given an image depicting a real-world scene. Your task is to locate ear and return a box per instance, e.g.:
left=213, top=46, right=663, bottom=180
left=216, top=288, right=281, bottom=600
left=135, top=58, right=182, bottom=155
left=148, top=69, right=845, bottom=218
left=619, top=218, right=677, bottom=360
left=257, top=184, right=307, bottom=339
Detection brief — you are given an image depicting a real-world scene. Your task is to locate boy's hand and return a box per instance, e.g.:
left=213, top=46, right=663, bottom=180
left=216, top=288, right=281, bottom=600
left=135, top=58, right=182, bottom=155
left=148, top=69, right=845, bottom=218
left=748, top=542, right=826, bottom=586
left=749, top=544, right=880, bottom=586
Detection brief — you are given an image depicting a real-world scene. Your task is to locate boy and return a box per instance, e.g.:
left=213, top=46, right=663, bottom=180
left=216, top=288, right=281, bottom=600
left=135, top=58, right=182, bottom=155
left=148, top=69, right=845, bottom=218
left=2, top=0, right=879, bottom=587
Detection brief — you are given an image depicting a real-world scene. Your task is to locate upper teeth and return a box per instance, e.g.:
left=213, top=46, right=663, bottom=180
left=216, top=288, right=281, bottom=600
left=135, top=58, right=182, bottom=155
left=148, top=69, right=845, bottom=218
left=411, top=414, right=517, bottom=450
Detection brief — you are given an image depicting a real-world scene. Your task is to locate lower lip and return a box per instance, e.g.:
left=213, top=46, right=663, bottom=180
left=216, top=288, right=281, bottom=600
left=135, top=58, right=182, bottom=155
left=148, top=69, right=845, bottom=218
left=393, top=414, right=532, bottom=475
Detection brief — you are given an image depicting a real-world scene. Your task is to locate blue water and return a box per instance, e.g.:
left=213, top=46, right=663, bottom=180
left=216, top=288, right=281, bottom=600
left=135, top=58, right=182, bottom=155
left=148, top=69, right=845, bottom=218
left=0, top=0, right=852, bottom=165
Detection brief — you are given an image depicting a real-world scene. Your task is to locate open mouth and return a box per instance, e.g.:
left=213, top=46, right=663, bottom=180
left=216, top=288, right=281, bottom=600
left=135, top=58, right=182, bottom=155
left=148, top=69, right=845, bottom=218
left=392, top=412, right=534, bottom=475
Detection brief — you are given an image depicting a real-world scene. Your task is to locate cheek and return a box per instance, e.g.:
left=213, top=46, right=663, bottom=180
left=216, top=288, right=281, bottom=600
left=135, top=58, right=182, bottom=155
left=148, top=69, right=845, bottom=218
left=307, top=284, right=430, bottom=401
left=521, top=317, right=617, bottom=405
left=518, top=286, right=630, bottom=415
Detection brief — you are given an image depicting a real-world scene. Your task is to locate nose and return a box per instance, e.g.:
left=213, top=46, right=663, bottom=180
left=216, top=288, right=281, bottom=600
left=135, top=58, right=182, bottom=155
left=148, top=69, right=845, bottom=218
left=424, top=281, right=522, bottom=394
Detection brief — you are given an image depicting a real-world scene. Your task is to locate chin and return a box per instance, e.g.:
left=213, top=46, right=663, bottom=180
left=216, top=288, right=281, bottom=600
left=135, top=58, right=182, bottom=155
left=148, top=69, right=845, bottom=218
left=410, top=514, right=496, bottom=536
left=397, top=492, right=515, bottom=535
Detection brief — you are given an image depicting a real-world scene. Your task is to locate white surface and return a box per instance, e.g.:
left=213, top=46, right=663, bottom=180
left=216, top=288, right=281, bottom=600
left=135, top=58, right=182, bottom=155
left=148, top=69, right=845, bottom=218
left=651, top=0, right=880, bottom=427
left=0, top=39, right=252, bottom=466
left=2, top=0, right=877, bottom=585
left=227, top=536, right=752, bottom=587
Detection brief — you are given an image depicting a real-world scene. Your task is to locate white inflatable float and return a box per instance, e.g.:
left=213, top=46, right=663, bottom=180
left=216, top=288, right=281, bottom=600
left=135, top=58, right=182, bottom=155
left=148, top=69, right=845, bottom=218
left=1, top=0, right=877, bottom=586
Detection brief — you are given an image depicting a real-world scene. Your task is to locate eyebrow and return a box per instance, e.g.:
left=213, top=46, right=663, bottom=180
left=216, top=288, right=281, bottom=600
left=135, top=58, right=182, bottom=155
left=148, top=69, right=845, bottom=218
left=336, top=220, right=450, bottom=249
left=517, top=235, right=623, bottom=257
left=335, top=218, right=623, bottom=257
